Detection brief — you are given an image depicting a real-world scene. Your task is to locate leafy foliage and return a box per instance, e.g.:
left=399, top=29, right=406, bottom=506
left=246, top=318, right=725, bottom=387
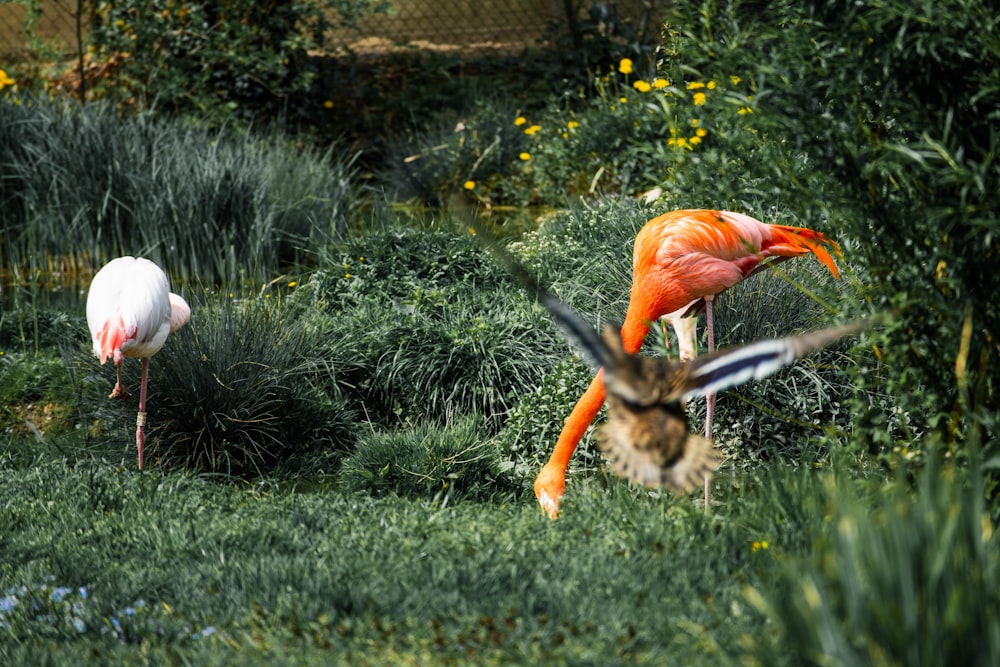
left=85, top=0, right=391, bottom=125
left=660, top=0, right=1000, bottom=450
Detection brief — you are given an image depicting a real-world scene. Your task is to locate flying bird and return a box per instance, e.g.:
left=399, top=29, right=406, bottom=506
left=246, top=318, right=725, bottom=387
left=86, top=257, right=190, bottom=469
left=534, top=209, right=843, bottom=517
left=479, top=237, right=869, bottom=506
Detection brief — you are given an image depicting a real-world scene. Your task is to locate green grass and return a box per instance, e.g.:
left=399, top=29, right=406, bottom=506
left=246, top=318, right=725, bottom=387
left=0, top=96, right=361, bottom=285
left=2, top=444, right=995, bottom=665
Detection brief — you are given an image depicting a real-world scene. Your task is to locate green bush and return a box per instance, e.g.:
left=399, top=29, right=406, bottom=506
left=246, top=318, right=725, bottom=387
left=108, top=295, right=359, bottom=475
left=393, top=51, right=769, bottom=207
left=660, top=0, right=1000, bottom=450
left=86, top=0, right=391, bottom=125
left=338, top=415, right=518, bottom=502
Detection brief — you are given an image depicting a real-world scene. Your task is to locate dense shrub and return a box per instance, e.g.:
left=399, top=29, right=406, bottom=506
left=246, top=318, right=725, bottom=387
left=86, top=0, right=391, bottom=125
left=90, top=295, right=360, bottom=476
left=660, top=0, right=1000, bottom=449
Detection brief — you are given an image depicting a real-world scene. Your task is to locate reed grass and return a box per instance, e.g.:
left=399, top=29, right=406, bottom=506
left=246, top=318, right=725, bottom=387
left=0, top=95, right=361, bottom=286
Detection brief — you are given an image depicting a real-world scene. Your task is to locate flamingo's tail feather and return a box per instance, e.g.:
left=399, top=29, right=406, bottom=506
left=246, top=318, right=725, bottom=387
left=769, top=224, right=842, bottom=278
left=95, top=317, right=129, bottom=365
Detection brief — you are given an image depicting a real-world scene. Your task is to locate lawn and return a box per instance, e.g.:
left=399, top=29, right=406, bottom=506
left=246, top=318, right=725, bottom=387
left=0, top=450, right=886, bottom=664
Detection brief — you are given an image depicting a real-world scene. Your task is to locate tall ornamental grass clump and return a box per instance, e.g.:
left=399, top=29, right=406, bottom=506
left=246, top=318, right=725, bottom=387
left=80, top=294, right=358, bottom=476
left=0, top=96, right=360, bottom=285
left=745, top=449, right=1000, bottom=666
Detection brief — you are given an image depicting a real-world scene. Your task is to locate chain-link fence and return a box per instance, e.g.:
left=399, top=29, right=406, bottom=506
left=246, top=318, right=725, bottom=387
left=2, top=0, right=666, bottom=63
left=1, top=0, right=85, bottom=60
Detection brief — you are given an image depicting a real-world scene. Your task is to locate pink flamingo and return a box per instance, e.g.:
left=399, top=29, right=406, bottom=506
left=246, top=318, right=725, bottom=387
left=535, top=209, right=842, bottom=518
left=86, top=257, right=190, bottom=469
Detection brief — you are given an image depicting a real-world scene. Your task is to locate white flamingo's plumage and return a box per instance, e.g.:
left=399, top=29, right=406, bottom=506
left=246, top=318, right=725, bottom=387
left=86, top=256, right=190, bottom=469
left=87, top=257, right=189, bottom=362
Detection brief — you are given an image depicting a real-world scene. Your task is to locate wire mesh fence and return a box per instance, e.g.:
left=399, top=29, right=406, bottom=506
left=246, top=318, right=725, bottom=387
left=1, top=0, right=666, bottom=63
left=1, top=0, right=86, bottom=60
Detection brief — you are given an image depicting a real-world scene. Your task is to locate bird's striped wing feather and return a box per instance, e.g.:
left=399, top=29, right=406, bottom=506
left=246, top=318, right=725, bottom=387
left=679, top=320, right=872, bottom=400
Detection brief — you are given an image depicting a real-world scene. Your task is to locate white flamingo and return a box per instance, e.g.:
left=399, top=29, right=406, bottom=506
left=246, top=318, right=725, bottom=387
left=86, top=257, right=190, bottom=469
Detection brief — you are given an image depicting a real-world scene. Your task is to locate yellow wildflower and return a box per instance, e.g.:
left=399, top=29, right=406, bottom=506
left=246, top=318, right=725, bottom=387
left=693, top=92, right=707, bottom=106
left=524, top=124, right=541, bottom=136
left=514, top=116, right=527, bottom=126
left=0, top=69, right=14, bottom=90
left=463, top=180, right=476, bottom=190
left=618, top=58, right=633, bottom=74
left=323, top=100, right=334, bottom=109
left=619, top=97, right=627, bottom=104
left=690, top=118, right=700, bottom=127
left=751, top=540, right=770, bottom=553
left=738, top=106, right=753, bottom=115
left=689, top=135, right=702, bottom=145
left=633, top=80, right=651, bottom=93
left=653, top=78, right=669, bottom=89
left=707, top=80, right=717, bottom=90
left=696, top=127, right=707, bottom=137
left=567, top=120, right=580, bottom=129
left=519, top=152, right=531, bottom=161
left=730, top=75, right=741, bottom=86
left=287, top=281, right=298, bottom=288
left=686, top=81, right=705, bottom=90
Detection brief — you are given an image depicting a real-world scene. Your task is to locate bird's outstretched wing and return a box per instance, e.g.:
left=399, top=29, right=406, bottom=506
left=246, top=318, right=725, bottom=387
left=674, top=318, right=880, bottom=401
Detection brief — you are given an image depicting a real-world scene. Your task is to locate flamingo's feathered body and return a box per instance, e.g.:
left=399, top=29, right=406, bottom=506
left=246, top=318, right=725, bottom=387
left=86, top=257, right=190, bottom=469
left=535, top=209, right=842, bottom=518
